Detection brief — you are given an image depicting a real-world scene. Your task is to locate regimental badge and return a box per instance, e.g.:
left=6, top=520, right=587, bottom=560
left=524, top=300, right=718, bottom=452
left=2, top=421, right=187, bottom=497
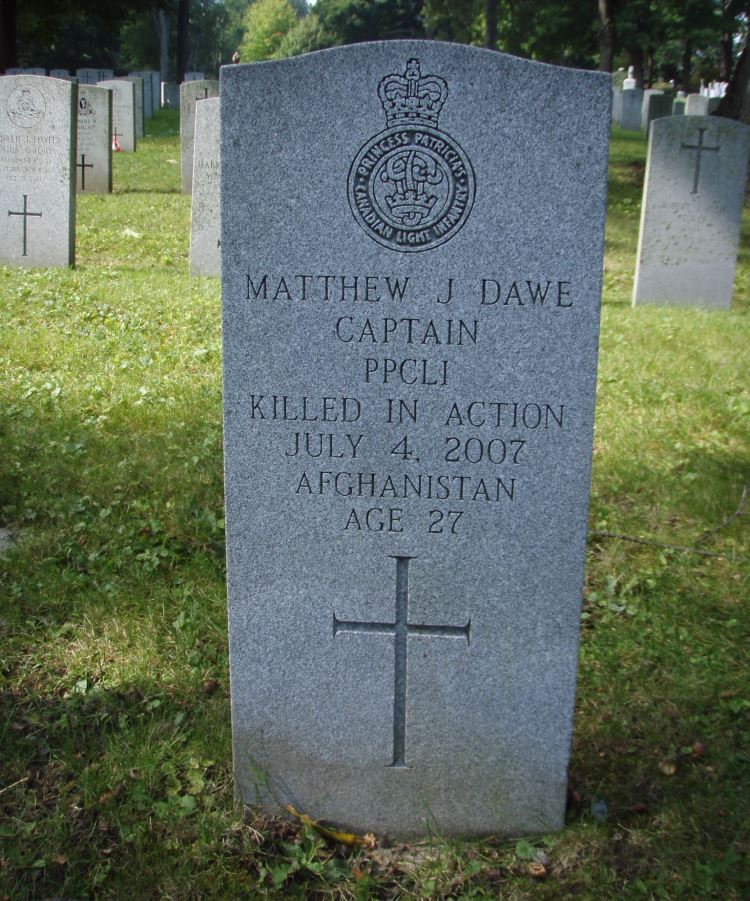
left=7, top=86, right=46, bottom=128
left=348, top=58, right=475, bottom=253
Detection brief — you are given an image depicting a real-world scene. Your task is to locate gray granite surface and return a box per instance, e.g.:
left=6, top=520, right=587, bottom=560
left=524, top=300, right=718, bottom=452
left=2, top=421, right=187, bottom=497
left=98, top=79, right=136, bottom=152
left=76, top=84, right=112, bottom=194
left=633, top=116, right=750, bottom=309
left=122, top=76, right=145, bottom=137
left=0, top=75, right=76, bottom=267
left=221, top=41, right=610, bottom=838
left=686, top=94, right=709, bottom=116
left=189, top=97, right=220, bottom=276
left=180, top=79, right=219, bottom=193
left=620, top=87, right=642, bottom=130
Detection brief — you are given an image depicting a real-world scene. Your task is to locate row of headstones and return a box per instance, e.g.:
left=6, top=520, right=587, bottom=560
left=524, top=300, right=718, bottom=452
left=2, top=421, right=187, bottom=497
left=613, top=86, right=721, bottom=132
left=0, top=72, right=221, bottom=273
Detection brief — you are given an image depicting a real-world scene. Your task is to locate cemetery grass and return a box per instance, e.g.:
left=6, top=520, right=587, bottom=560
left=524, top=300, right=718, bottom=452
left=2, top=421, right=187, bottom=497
left=0, top=113, right=748, bottom=898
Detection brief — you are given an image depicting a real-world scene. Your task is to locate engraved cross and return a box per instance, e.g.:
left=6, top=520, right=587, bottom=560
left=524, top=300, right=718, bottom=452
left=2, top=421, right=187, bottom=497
left=8, top=195, right=43, bottom=256
left=333, top=555, right=470, bottom=769
left=77, top=153, right=93, bottom=190
left=681, top=127, right=720, bottom=195
left=196, top=88, right=209, bottom=101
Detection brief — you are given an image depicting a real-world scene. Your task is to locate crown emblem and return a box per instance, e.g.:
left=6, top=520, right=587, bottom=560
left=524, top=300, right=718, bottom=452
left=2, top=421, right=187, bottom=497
left=377, top=59, right=448, bottom=128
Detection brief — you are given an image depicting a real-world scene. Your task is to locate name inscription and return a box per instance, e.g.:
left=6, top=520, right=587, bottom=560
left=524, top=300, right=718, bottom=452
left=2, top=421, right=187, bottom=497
left=240, top=270, right=576, bottom=536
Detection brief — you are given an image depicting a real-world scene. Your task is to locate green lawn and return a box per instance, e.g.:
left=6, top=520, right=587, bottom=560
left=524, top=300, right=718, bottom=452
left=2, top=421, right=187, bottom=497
left=1, top=111, right=748, bottom=899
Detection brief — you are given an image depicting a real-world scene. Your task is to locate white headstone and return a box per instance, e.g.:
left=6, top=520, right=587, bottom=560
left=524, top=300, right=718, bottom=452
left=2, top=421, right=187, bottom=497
left=686, top=94, right=709, bottom=116
left=76, top=84, right=113, bottom=193
left=189, top=97, right=220, bottom=276
left=633, top=117, right=750, bottom=309
left=98, top=69, right=114, bottom=81
left=98, top=79, right=137, bottom=152
left=180, top=79, right=219, bottom=193
left=49, top=69, right=72, bottom=80
left=623, top=65, right=636, bottom=90
left=0, top=75, right=75, bottom=267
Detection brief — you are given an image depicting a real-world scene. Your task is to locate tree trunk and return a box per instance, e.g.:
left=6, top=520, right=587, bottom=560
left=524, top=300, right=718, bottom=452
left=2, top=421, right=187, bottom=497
left=720, top=33, right=733, bottom=82
left=682, top=38, right=692, bottom=94
left=158, top=9, right=170, bottom=83
left=485, top=0, right=497, bottom=51
left=716, top=45, right=750, bottom=122
left=598, top=0, right=615, bottom=72
left=0, top=0, right=17, bottom=71
left=177, top=0, right=189, bottom=83
left=628, top=47, right=644, bottom=88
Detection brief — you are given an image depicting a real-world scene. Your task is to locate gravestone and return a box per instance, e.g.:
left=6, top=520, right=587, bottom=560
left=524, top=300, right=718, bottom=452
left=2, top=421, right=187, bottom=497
left=129, top=71, right=154, bottom=118
left=221, top=42, right=610, bottom=838
left=50, top=69, right=72, bottom=80
left=180, top=79, right=219, bottom=193
left=123, top=76, right=145, bottom=137
left=673, top=92, right=686, bottom=116
left=98, top=69, right=114, bottom=81
left=644, top=92, right=673, bottom=136
left=76, top=84, right=112, bottom=193
left=612, top=87, right=622, bottom=125
left=189, top=97, right=220, bottom=276
left=76, top=68, right=99, bottom=85
left=184, top=71, right=205, bottom=82
left=686, top=94, right=708, bottom=116
left=633, top=116, right=750, bottom=309
left=620, top=88, right=642, bottom=130
left=0, top=75, right=75, bottom=267
left=98, top=79, right=136, bottom=152
left=162, top=82, right=179, bottom=109
left=641, top=88, right=663, bottom=124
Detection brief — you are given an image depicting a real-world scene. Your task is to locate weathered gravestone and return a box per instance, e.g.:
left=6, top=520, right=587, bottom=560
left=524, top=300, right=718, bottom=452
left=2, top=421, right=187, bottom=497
left=76, top=68, right=99, bottom=85
left=189, top=97, right=220, bottom=276
left=612, top=87, right=622, bottom=125
left=122, top=76, right=145, bottom=137
left=686, top=93, right=709, bottom=116
left=673, top=92, right=686, bottom=116
left=98, top=79, right=136, bottom=152
left=184, top=71, right=205, bottom=82
left=620, top=87, right=642, bottom=130
left=162, top=82, right=179, bottom=109
left=129, top=71, right=154, bottom=118
left=0, top=75, right=75, bottom=267
left=643, top=92, right=673, bottom=136
left=76, top=84, right=112, bottom=193
left=98, top=69, right=114, bottom=81
left=221, top=42, right=610, bottom=837
left=633, top=116, right=750, bottom=309
left=50, top=69, right=73, bottom=80
left=180, top=79, right=219, bottom=193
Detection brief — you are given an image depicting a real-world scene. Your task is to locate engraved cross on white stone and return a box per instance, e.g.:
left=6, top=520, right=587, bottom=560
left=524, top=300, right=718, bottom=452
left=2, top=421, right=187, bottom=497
left=333, top=555, right=470, bottom=769
left=8, top=195, right=42, bottom=256
left=681, top=127, right=720, bottom=194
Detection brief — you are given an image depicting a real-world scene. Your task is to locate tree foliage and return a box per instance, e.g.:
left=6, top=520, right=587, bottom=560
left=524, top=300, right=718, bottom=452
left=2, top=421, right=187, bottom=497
left=273, top=12, right=336, bottom=58
left=238, top=0, right=299, bottom=62
left=314, top=0, right=425, bottom=44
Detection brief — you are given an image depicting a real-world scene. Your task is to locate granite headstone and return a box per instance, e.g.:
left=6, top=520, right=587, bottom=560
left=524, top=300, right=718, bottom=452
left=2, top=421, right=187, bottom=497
left=180, top=79, right=219, bottom=193
left=189, top=97, right=220, bottom=276
left=221, top=42, right=610, bottom=837
left=686, top=94, right=709, bottom=116
left=620, top=87, right=642, bottom=130
left=123, top=76, right=145, bottom=137
left=98, top=79, right=136, bottom=152
left=633, top=116, right=750, bottom=309
left=644, top=92, right=673, bottom=136
left=129, top=71, right=154, bottom=118
left=0, top=75, right=76, bottom=267
left=162, top=82, right=179, bottom=109
left=76, top=68, right=99, bottom=85
left=76, top=84, right=112, bottom=193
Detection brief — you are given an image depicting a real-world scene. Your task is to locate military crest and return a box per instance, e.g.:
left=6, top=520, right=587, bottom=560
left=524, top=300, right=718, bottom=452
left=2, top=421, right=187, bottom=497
left=348, top=58, right=475, bottom=253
